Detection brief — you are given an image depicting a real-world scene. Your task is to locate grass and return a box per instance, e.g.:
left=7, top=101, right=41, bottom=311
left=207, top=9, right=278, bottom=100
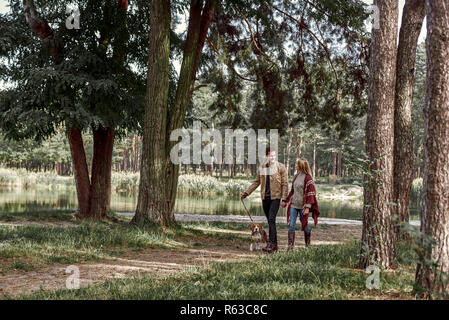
left=0, top=216, right=249, bottom=274
left=13, top=240, right=418, bottom=300
left=0, top=209, right=76, bottom=222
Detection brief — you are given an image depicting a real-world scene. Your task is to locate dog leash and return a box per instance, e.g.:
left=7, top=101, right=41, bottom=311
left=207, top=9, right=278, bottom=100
left=240, top=198, right=254, bottom=222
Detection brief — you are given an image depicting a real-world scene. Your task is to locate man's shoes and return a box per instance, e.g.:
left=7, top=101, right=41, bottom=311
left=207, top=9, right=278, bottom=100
left=263, top=242, right=278, bottom=254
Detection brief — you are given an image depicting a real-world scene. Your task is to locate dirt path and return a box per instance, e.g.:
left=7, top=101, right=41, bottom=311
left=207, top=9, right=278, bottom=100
left=0, top=224, right=361, bottom=298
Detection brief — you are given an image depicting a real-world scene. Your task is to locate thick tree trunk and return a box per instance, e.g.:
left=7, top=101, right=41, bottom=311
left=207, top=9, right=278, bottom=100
left=134, top=0, right=216, bottom=226
left=68, top=128, right=91, bottom=217
left=415, top=0, right=449, bottom=298
left=88, top=126, right=115, bottom=219
left=133, top=0, right=172, bottom=226
left=393, top=0, right=425, bottom=234
left=360, top=0, right=398, bottom=269
left=164, top=0, right=216, bottom=217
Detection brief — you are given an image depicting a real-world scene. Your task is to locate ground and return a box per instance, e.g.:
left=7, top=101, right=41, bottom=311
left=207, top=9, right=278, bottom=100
left=0, top=215, right=361, bottom=298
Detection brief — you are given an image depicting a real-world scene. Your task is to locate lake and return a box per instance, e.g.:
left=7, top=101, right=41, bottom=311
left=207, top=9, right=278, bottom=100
left=0, top=186, right=421, bottom=221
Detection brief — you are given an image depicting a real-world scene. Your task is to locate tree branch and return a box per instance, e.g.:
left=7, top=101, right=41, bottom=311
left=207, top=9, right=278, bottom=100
left=268, top=3, right=338, bottom=81
left=22, top=0, right=63, bottom=64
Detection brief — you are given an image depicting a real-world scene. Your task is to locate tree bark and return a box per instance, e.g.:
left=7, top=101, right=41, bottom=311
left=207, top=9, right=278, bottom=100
left=360, top=0, right=398, bottom=269
left=393, top=0, right=425, bottom=234
left=23, top=0, right=63, bottom=64
left=87, top=126, right=115, bottom=219
left=285, top=127, right=293, bottom=174
left=415, top=0, right=449, bottom=298
left=332, top=152, right=337, bottom=175
left=67, top=128, right=90, bottom=217
left=134, top=0, right=172, bottom=226
left=134, top=0, right=216, bottom=226
left=337, top=150, right=342, bottom=177
left=312, top=134, right=316, bottom=177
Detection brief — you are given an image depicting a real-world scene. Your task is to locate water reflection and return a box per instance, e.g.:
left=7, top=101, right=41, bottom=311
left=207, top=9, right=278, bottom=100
left=0, top=187, right=420, bottom=221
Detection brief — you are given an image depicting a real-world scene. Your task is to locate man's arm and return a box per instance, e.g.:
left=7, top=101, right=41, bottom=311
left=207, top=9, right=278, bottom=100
left=280, top=164, right=288, bottom=201
left=245, top=170, right=261, bottom=196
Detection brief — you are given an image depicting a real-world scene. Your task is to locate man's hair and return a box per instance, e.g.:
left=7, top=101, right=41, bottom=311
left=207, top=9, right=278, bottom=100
left=265, top=147, right=275, bottom=156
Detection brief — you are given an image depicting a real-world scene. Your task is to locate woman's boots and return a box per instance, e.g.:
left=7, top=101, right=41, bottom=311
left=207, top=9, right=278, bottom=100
left=305, top=231, right=311, bottom=247
left=287, top=232, right=295, bottom=251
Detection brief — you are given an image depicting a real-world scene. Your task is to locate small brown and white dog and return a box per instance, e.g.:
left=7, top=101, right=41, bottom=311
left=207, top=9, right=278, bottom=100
left=250, top=223, right=268, bottom=251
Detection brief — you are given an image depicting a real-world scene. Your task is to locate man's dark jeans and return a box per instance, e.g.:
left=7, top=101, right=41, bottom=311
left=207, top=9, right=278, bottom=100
left=262, top=198, right=280, bottom=244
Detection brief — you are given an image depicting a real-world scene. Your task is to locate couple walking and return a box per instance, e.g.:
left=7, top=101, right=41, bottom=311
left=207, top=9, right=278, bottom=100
left=240, top=147, right=320, bottom=253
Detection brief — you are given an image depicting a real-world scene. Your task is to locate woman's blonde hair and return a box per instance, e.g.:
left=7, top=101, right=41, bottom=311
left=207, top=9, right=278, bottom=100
left=295, top=158, right=312, bottom=176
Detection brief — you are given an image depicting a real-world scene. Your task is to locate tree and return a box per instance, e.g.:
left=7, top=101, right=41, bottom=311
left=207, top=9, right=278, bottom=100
left=134, top=0, right=369, bottom=226
left=0, top=0, right=147, bottom=219
left=133, top=0, right=216, bottom=226
left=393, top=0, right=425, bottom=235
left=359, top=0, right=398, bottom=269
left=411, top=43, right=426, bottom=180
left=415, top=0, right=449, bottom=298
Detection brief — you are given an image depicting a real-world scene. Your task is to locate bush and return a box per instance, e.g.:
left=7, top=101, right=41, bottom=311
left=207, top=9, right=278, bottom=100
left=178, top=174, right=223, bottom=194
left=0, top=167, right=73, bottom=189
left=222, top=179, right=251, bottom=196
left=112, top=172, right=139, bottom=193
left=177, top=174, right=251, bottom=196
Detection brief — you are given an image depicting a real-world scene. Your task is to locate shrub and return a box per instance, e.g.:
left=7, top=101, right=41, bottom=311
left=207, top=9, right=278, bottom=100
left=112, top=172, right=139, bottom=193
left=177, top=174, right=223, bottom=194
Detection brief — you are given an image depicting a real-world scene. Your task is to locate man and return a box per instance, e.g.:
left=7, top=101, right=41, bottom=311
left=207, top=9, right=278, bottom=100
left=241, top=147, right=289, bottom=253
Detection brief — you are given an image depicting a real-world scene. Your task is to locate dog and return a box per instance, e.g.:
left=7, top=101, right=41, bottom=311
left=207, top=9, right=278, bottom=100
left=250, top=223, right=268, bottom=251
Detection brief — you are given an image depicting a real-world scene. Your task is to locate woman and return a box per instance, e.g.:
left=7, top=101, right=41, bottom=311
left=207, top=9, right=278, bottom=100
left=282, top=158, right=320, bottom=250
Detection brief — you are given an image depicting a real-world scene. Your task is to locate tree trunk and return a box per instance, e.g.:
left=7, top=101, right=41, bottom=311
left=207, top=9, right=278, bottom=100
left=337, top=150, right=342, bottom=177
left=133, top=0, right=172, bottom=226
left=332, top=152, right=337, bottom=175
left=415, top=0, right=449, bottom=298
left=285, top=127, right=293, bottom=174
left=312, top=134, right=316, bottom=177
left=393, top=0, right=425, bottom=234
left=360, top=0, right=398, bottom=269
left=68, top=128, right=91, bottom=217
left=88, top=126, right=115, bottom=219
left=134, top=0, right=215, bottom=226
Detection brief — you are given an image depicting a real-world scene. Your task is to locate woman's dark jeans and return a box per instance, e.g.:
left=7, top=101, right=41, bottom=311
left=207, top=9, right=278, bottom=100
left=262, top=198, right=280, bottom=244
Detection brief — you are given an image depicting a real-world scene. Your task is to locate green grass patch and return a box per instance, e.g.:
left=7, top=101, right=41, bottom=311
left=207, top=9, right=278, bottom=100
left=0, top=209, right=76, bottom=222
left=0, top=220, right=248, bottom=274
left=15, top=241, right=417, bottom=300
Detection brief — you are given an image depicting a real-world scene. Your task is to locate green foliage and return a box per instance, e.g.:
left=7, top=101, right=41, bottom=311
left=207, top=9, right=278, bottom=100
left=202, top=0, right=369, bottom=136
left=397, top=219, right=449, bottom=299
left=111, top=172, right=139, bottom=193
left=0, top=0, right=148, bottom=141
